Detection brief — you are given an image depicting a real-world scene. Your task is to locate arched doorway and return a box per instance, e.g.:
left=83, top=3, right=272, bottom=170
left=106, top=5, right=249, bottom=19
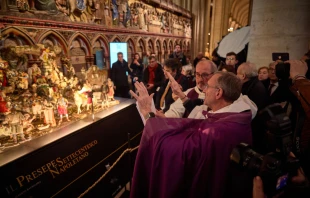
left=168, top=40, right=173, bottom=56
left=69, top=34, right=91, bottom=74
left=163, top=40, right=168, bottom=61
left=137, top=39, right=146, bottom=55
left=1, top=27, right=36, bottom=71
left=155, top=39, right=162, bottom=63
left=38, top=31, right=68, bottom=74
left=92, top=37, right=108, bottom=70
left=127, top=38, right=135, bottom=64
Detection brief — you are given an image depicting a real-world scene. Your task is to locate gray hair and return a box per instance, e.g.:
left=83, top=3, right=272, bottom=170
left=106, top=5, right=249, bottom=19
left=238, top=62, right=258, bottom=78
left=198, top=60, right=218, bottom=73
left=215, top=71, right=242, bottom=103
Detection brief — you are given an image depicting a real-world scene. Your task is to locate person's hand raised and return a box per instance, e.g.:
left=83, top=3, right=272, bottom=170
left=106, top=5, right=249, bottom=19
left=285, top=60, right=308, bottom=79
left=130, top=82, right=154, bottom=117
left=164, top=70, right=183, bottom=97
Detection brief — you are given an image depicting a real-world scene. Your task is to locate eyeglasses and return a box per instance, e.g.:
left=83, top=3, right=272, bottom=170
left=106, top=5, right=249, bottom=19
left=195, top=72, right=214, bottom=79
left=226, top=58, right=235, bottom=61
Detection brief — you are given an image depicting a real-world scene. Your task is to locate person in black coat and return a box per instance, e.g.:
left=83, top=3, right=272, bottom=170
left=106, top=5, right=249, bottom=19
left=237, top=62, right=269, bottom=153
left=142, top=56, right=165, bottom=96
left=130, top=53, right=144, bottom=90
left=156, top=58, right=189, bottom=112
left=261, top=62, right=290, bottom=105
left=111, top=52, right=132, bottom=98
left=237, top=63, right=268, bottom=110
left=169, top=44, right=187, bottom=66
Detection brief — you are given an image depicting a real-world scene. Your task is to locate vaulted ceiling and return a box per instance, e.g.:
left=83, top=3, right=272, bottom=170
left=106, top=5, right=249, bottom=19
left=230, top=0, right=250, bottom=27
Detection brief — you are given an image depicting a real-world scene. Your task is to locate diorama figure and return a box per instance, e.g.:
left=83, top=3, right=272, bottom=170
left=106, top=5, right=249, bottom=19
left=79, top=80, right=92, bottom=111
left=17, top=72, right=29, bottom=89
left=22, top=114, right=36, bottom=133
left=42, top=99, right=56, bottom=127
left=107, top=78, right=115, bottom=101
left=31, top=94, right=42, bottom=120
left=66, top=63, right=75, bottom=79
left=101, top=81, right=109, bottom=109
left=6, top=107, right=25, bottom=144
left=57, top=94, right=70, bottom=125
left=28, top=63, right=42, bottom=84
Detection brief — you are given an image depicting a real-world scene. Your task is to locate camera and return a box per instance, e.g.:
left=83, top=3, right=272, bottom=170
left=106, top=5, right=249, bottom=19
left=230, top=104, right=300, bottom=196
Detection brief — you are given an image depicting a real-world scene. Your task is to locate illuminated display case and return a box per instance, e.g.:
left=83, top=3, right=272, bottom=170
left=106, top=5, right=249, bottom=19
left=0, top=98, right=144, bottom=198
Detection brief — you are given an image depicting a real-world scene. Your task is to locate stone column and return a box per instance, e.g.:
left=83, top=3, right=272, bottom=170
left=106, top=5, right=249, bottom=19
left=247, top=0, right=310, bottom=67
left=210, top=0, right=224, bottom=54
left=190, top=0, right=211, bottom=58
left=1, top=0, right=8, bottom=11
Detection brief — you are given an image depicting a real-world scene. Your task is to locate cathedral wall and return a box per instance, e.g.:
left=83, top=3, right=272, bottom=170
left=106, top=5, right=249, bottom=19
left=0, top=0, right=192, bottom=71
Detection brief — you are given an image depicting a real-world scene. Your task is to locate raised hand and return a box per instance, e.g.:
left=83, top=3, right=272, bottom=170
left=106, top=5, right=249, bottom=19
left=164, top=70, right=184, bottom=97
left=286, top=60, right=308, bottom=79
left=130, top=82, right=154, bottom=117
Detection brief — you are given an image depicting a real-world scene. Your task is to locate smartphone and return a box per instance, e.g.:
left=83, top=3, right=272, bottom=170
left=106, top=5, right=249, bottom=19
left=272, top=53, right=289, bottom=61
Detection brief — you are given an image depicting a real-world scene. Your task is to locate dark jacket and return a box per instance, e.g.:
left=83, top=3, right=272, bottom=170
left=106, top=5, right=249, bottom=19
left=242, top=77, right=268, bottom=110
left=169, top=52, right=187, bottom=66
left=155, top=73, right=189, bottom=112
left=111, top=60, right=131, bottom=87
left=142, top=64, right=165, bottom=94
left=242, top=77, right=269, bottom=154
left=262, top=78, right=290, bottom=105
left=130, top=59, right=144, bottom=82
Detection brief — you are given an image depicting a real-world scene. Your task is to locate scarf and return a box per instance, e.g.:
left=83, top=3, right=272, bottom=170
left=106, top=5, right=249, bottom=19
left=148, top=63, right=158, bottom=84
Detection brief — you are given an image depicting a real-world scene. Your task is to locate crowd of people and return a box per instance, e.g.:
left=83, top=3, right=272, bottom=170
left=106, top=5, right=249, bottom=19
left=110, top=45, right=310, bottom=197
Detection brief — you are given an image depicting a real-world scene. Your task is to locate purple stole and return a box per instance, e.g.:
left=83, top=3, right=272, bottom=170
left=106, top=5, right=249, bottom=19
left=183, top=88, right=199, bottom=118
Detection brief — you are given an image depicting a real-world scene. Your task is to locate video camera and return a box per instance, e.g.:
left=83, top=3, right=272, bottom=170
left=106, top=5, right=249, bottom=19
left=230, top=104, right=300, bottom=197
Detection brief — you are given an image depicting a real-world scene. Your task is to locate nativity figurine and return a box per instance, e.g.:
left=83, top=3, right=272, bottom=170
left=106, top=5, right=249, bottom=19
left=57, top=94, right=70, bottom=125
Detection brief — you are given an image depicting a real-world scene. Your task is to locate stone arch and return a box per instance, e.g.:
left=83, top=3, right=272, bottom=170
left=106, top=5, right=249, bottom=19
left=174, top=40, right=179, bottom=48
left=68, top=32, right=92, bottom=72
left=168, top=39, right=173, bottom=55
left=163, top=40, right=169, bottom=61
left=1, top=26, right=35, bottom=46
left=1, top=27, right=36, bottom=68
left=147, top=39, right=155, bottom=54
left=231, top=0, right=250, bottom=27
left=92, top=35, right=109, bottom=69
left=183, top=40, right=187, bottom=53
left=126, top=38, right=136, bottom=64
left=69, top=32, right=91, bottom=55
left=136, top=38, right=146, bottom=55
left=110, top=35, right=122, bottom=42
left=155, top=39, right=162, bottom=63
left=37, top=30, right=68, bottom=55
left=37, top=30, right=69, bottom=72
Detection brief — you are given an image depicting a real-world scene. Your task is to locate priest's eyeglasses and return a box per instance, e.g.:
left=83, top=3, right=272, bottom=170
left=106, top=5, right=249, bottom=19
left=195, top=72, right=214, bottom=79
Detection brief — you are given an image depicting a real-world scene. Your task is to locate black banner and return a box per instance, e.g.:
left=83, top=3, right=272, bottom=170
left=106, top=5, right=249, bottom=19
left=0, top=104, right=143, bottom=198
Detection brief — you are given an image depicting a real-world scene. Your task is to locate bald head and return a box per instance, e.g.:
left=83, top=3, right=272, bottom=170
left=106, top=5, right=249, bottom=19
left=237, top=62, right=258, bottom=83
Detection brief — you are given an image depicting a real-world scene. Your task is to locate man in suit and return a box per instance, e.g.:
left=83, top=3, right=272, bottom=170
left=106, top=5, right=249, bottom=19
left=262, top=62, right=290, bottom=105
left=111, top=52, right=132, bottom=98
